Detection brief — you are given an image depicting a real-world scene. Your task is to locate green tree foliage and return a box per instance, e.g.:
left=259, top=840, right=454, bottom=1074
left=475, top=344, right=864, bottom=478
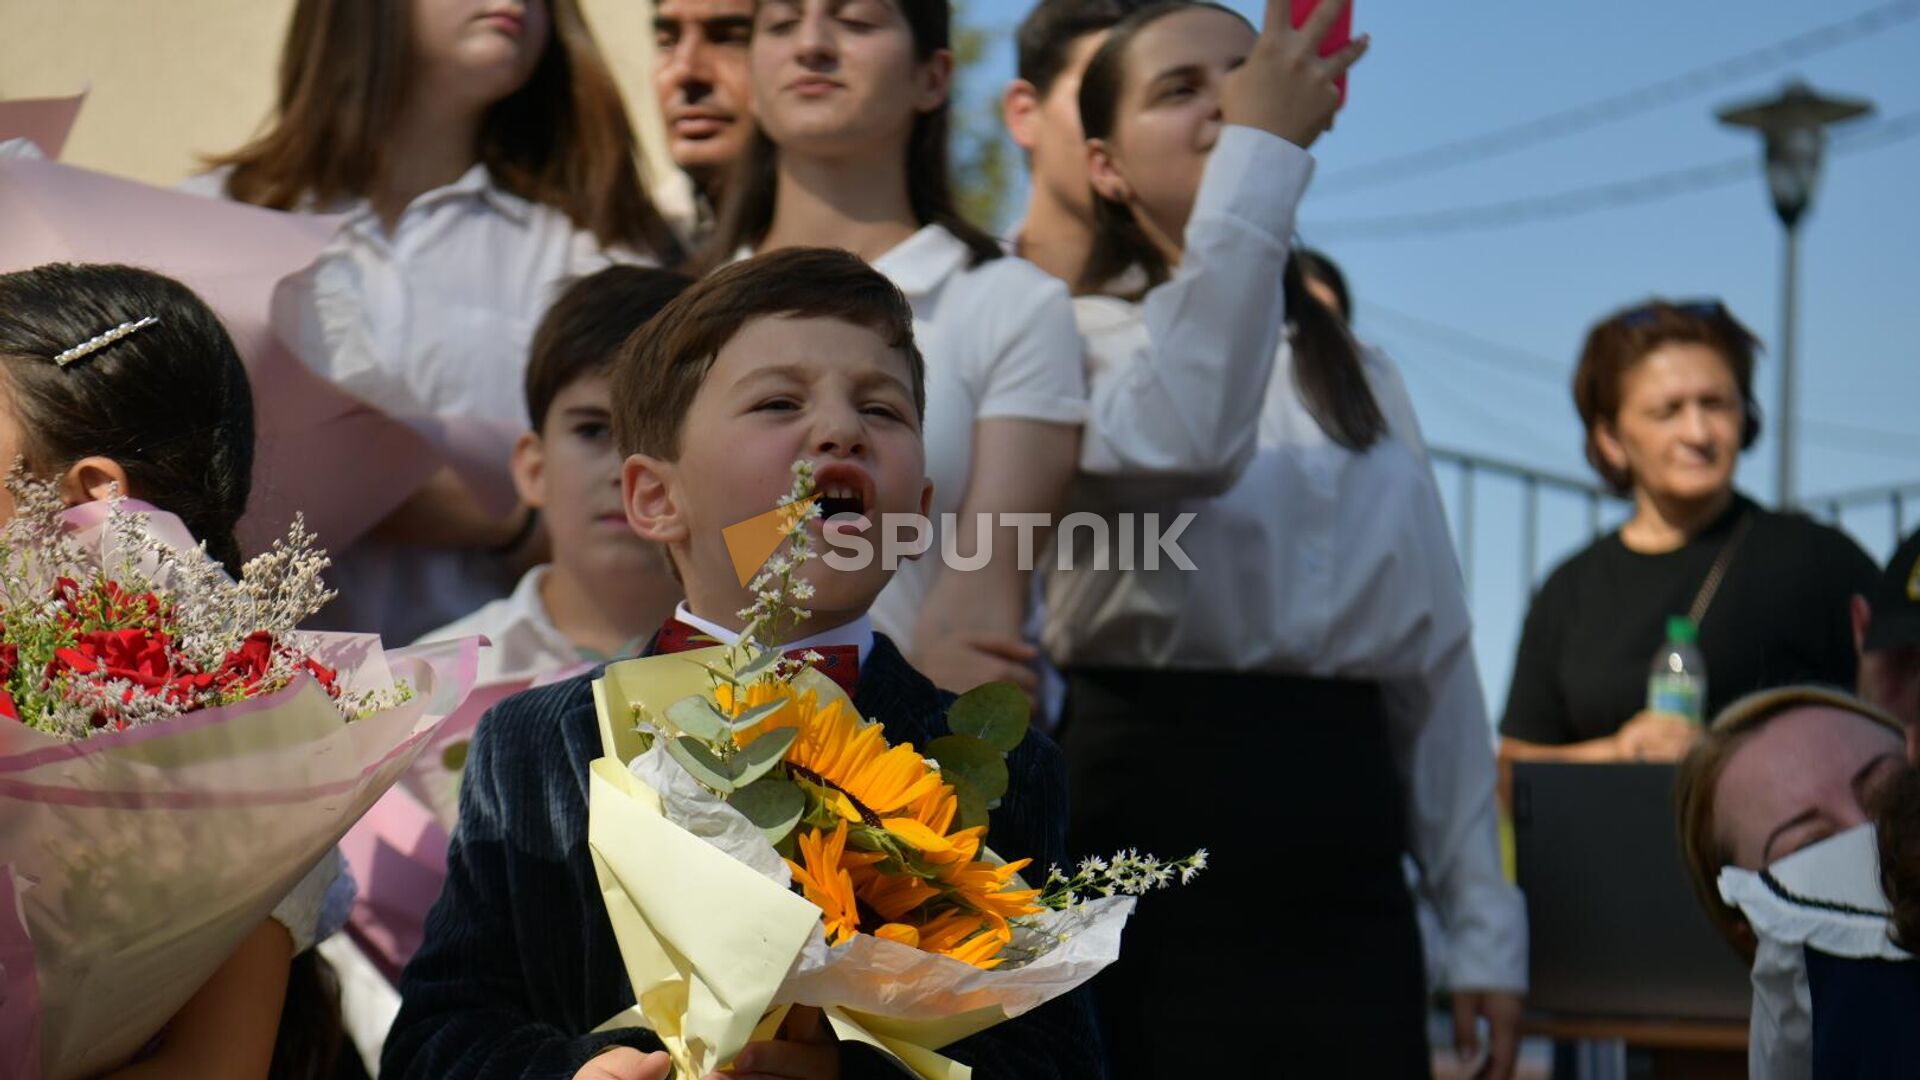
left=950, top=6, right=1013, bottom=229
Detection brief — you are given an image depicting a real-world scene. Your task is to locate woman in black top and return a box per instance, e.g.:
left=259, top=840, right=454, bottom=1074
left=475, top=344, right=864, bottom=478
left=1501, top=300, right=1876, bottom=764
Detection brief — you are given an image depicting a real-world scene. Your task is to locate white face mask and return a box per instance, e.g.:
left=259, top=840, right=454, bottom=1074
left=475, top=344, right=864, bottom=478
left=1716, top=825, right=1908, bottom=1078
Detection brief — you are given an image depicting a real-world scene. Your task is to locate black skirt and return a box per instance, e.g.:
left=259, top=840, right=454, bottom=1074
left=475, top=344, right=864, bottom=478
left=1060, top=667, right=1430, bottom=1079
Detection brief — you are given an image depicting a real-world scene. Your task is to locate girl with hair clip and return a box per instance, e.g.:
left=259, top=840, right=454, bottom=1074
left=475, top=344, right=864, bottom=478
left=1038, top=1, right=1528, bottom=1076
left=189, top=0, right=681, bottom=645
left=705, top=0, right=1087, bottom=704
left=0, top=262, right=348, bottom=1079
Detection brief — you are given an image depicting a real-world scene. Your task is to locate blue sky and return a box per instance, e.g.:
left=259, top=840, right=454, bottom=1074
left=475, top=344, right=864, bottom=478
left=959, top=0, right=1920, bottom=708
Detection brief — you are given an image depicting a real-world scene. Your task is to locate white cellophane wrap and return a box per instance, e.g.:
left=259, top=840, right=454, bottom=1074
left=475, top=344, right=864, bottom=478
left=0, top=504, right=480, bottom=1080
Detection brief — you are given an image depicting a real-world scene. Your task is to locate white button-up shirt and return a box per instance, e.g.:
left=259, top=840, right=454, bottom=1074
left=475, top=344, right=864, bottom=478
left=856, top=226, right=1088, bottom=654
left=417, top=565, right=605, bottom=685
left=1041, top=125, right=1526, bottom=993
left=181, top=165, right=646, bottom=642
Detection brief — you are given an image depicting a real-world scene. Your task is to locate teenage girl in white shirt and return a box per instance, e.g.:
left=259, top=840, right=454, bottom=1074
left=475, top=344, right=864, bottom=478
left=1041, top=2, right=1528, bottom=1076
left=191, top=0, right=680, bottom=643
left=702, top=0, right=1087, bottom=700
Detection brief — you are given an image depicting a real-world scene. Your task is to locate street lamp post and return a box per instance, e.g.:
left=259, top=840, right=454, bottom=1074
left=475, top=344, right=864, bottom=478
left=1717, top=81, right=1872, bottom=509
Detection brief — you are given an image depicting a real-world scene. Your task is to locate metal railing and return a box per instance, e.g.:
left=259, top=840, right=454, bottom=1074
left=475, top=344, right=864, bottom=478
left=1429, top=447, right=1618, bottom=600
left=1807, top=480, right=1920, bottom=551
left=1431, top=446, right=1918, bottom=599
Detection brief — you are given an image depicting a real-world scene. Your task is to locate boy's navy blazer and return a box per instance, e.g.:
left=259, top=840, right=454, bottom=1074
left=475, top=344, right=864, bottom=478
left=383, top=631, right=1104, bottom=1079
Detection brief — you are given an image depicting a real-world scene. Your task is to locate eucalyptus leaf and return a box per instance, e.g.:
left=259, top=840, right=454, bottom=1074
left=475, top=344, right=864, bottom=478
left=666, top=696, right=732, bottom=742
left=947, top=682, right=1030, bottom=752
left=926, top=734, right=1009, bottom=803
left=690, top=660, right=742, bottom=686
left=665, top=736, right=736, bottom=792
left=729, top=778, right=806, bottom=843
left=728, top=698, right=789, bottom=733
left=954, top=785, right=991, bottom=832
left=730, top=726, right=798, bottom=787
left=735, top=648, right=783, bottom=682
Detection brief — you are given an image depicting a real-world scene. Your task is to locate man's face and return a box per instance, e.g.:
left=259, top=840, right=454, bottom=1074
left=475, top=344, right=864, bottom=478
left=653, top=0, right=756, bottom=189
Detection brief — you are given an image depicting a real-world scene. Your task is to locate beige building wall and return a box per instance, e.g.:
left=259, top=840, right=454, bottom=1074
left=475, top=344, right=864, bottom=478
left=0, top=0, right=685, bottom=207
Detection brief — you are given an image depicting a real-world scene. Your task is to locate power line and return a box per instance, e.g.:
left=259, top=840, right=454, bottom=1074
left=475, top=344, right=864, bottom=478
left=1362, top=302, right=1569, bottom=385
left=1368, top=304, right=1920, bottom=460
left=1318, top=0, right=1920, bottom=193
left=1303, top=109, right=1920, bottom=242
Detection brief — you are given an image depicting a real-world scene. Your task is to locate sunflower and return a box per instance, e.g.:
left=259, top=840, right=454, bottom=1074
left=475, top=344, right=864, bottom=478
left=784, top=820, right=871, bottom=945
left=917, top=910, right=1014, bottom=971
left=723, top=681, right=946, bottom=823
left=936, top=856, right=1043, bottom=932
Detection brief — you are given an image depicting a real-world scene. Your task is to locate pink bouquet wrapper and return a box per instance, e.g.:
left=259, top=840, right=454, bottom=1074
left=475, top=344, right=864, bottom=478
left=0, top=503, right=484, bottom=1079
left=340, top=661, right=594, bottom=983
left=0, top=866, right=42, bottom=1080
left=0, top=156, right=442, bottom=557
left=0, top=92, right=85, bottom=160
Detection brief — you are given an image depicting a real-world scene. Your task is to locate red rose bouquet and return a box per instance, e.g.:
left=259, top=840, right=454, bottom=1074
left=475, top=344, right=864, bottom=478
left=0, top=479, right=480, bottom=1079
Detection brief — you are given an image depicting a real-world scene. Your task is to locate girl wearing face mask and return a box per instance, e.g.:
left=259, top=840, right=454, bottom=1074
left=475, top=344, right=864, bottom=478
left=1501, top=303, right=1877, bottom=767
left=706, top=0, right=1086, bottom=703
left=1677, top=686, right=1920, bottom=1078
left=1041, top=2, right=1527, bottom=1075
left=191, top=0, right=680, bottom=644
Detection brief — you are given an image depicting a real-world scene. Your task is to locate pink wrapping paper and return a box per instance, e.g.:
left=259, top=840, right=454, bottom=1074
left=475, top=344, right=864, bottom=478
left=0, top=92, right=84, bottom=159
left=0, top=866, right=42, bottom=1080
left=0, top=157, right=441, bottom=557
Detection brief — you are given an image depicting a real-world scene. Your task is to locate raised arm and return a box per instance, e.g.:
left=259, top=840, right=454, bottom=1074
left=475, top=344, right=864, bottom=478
left=1078, top=0, right=1367, bottom=498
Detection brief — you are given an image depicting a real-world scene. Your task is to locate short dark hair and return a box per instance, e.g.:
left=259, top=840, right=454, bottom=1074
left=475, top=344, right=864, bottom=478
left=611, top=248, right=926, bottom=460
left=526, top=266, right=696, bottom=430
left=1015, top=0, right=1157, bottom=95
left=0, top=263, right=255, bottom=573
left=1572, top=299, right=1763, bottom=495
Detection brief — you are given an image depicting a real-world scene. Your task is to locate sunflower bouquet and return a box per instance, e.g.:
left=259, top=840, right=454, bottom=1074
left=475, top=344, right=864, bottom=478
left=585, top=462, right=1201, bottom=1079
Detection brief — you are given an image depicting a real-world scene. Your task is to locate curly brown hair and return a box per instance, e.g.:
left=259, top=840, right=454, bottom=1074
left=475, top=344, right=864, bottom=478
left=1572, top=300, right=1763, bottom=495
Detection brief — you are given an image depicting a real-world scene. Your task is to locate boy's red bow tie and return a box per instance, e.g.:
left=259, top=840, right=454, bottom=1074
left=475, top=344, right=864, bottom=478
left=650, top=619, right=860, bottom=698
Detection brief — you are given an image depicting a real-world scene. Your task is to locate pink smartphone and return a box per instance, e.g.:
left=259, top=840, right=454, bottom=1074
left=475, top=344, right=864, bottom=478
left=1290, top=0, right=1353, bottom=105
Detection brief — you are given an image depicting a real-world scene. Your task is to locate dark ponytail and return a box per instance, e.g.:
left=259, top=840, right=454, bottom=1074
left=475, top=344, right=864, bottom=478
left=0, top=263, right=255, bottom=572
left=1878, top=761, right=1920, bottom=952
left=701, top=0, right=1004, bottom=270
left=1076, top=1, right=1384, bottom=451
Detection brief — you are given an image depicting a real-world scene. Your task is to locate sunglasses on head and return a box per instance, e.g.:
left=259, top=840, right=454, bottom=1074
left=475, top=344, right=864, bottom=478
left=1619, top=299, right=1727, bottom=327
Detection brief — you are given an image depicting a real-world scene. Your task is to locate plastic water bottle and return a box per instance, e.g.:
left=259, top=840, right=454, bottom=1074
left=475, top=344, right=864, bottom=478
left=1647, top=615, right=1707, bottom=726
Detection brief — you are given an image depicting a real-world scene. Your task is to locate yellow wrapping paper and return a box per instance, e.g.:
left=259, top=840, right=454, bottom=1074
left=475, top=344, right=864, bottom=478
left=586, top=648, right=1040, bottom=1079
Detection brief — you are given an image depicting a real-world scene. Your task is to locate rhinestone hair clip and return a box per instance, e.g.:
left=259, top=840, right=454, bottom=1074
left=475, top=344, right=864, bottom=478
left=54, top=315, right=160, bottom=368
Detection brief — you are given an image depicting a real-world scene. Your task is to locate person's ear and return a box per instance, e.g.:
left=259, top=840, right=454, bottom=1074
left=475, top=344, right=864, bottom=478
left=1851, top=594, right=1875, bottom=656
left=59, top=456, right=132, bottom=506
left=1003, top=79, right=1043, bottom=152
left=622, top=454, right=688, bottom=545
left=914, top=48, right=955, bottom=113
left=1593, top=418, right=1631, bottom=480
left=510, top=431, right=548, bottom=510
left=1087, top=138, right=1131, bottom=203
